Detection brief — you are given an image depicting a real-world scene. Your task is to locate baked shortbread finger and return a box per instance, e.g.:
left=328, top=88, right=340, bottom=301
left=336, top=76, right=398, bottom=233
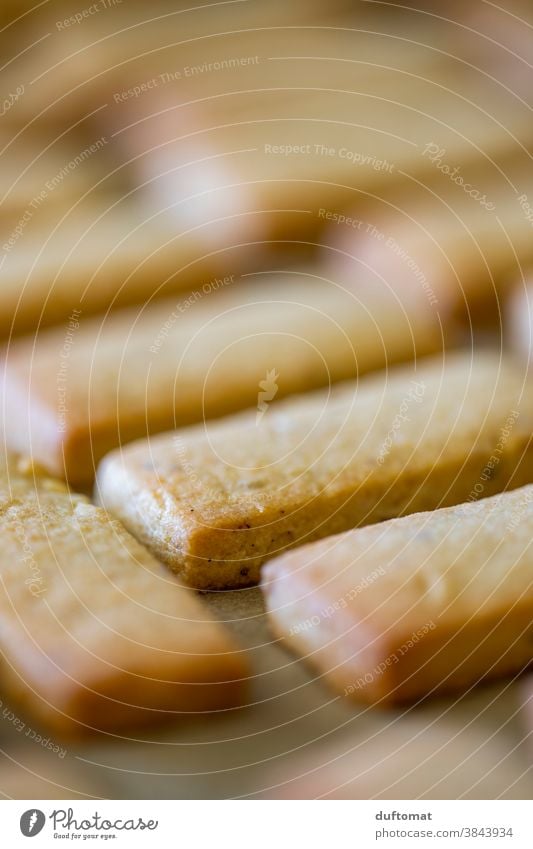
left=0, top=2, right=410, bottom=129
left=126, top=80, right=533, bottom=252
left=1, top=274, right=441, bottom=486
left=262, top=485, right=533, bottom=704
left=0, top=135, right=115, bottom=222
left=0, top=202, right=234, bottom=338
left=0, top=463, right=247, bottom=735
left=326, top=156, right=533, bottom=323
left=96, top=353, right=533, bottom=589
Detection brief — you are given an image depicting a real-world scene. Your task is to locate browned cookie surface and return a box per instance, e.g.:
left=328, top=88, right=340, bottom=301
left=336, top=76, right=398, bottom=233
left=0, top=460, right=248, bottom=735
left=97, top=353, right=533, bottom=588
left=262, top=485, right=533, bottom=703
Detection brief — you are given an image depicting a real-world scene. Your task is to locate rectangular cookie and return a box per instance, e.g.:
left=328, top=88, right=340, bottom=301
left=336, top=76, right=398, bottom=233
left=0, top=135, right=114, bottom=222
left=1, top=274, right=441, bottom=486
left=1, top=1, right=359, bottom=129
left=0, top=203, right=225, bottom=338
left=328, top=153, right=533, bottom=323
left=122, top=42, right=533, bottom=251
left=262, top=485, right=533, bottom=704
left=0, top=458, right=248, bottom=735
left=96, top=352, right=533, bottom=589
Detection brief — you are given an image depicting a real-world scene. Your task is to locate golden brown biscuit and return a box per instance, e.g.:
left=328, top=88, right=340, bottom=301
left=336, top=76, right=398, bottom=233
left=0, top=205, right=229, bottom=338
left=0, top=460, right=247, bottom=735
left=1, top=1, right=353, bottom=131
left=262, top=485, right=533, bottom=704
left=97, top=352, right=533, bottom=589
left=125, top=77, right=533, bottom=251
left=326, top=154, right=533, bottom=322
left=1, top=274, right=442, bottom=486
left=0, top=136, right=115, bottom=222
